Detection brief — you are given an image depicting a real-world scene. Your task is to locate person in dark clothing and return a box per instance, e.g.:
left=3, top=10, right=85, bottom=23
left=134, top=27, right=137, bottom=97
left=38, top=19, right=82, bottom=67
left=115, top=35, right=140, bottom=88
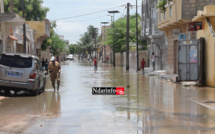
left=94, top=57, right=97, bottom=70
left=45, top=59, right=49, bottom=71
left=42, top=58, right=46, bottom=69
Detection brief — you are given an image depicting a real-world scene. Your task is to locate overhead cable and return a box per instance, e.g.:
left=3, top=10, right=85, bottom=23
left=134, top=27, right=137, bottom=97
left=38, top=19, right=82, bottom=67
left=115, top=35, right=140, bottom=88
left=55, top=5, right=125, bottom=21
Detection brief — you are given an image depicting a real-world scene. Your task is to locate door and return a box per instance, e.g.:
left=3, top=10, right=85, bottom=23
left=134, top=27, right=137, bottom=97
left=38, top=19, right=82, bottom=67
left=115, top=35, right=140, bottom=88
left=178, top=40, right=200, bottom=81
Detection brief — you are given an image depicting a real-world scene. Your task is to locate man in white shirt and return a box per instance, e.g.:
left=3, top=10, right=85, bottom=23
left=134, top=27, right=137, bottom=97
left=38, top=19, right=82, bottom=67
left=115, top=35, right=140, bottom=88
left=151, top=52, right=157, bottom=70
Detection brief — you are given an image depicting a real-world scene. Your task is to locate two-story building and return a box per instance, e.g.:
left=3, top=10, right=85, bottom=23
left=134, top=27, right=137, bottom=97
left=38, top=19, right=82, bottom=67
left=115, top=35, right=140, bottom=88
left=26, top=20, right=51, bottom=59
left=141, top=0, right=166, bottom=70
left=192, top=5, right=215, bottom=87
left=157, top=0, right=215, bottom=84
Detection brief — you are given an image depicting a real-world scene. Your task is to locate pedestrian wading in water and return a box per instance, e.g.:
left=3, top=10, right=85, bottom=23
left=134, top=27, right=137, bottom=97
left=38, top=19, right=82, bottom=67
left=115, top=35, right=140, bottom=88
left=151, top=52, right=157, bottom=70
left=94, top=57, right=97, bottom=70
left=140, top=58, right=145, bottom=74
left=48, top=56, right=61, bottom=91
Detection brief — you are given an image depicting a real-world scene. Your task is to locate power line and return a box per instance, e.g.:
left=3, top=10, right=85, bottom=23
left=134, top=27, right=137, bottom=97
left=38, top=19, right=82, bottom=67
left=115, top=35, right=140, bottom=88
left=57, top=15, right=107, bottom=23
left=55, top=5, right=125, bottom=21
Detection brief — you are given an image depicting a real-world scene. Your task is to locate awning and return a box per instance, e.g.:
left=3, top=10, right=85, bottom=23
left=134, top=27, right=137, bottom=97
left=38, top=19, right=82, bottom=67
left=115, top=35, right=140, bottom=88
left=10, top=35, right=18, bottom=41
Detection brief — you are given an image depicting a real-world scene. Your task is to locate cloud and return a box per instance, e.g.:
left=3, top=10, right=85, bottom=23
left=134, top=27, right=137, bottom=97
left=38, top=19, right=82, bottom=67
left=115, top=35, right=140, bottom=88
left=43, top=0, right=143, bottom=44
left=55, top=22, right=86, bottom=44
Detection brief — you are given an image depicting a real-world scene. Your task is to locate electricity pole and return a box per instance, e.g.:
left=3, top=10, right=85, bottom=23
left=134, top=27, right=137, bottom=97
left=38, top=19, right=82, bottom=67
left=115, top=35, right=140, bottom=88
left=126, top=3, right=130, bottom=71
left=136, top=0, right=139, bottom=71
left=21, top=0, right=26, bottom=53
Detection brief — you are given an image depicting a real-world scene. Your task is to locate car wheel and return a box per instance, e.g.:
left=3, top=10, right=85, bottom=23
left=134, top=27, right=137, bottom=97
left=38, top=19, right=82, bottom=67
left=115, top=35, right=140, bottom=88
left=5, top=90, right=10, bottom=95
left=31, top=89, right=38, bottom=96
left=31, top=81, right=40, bottom=96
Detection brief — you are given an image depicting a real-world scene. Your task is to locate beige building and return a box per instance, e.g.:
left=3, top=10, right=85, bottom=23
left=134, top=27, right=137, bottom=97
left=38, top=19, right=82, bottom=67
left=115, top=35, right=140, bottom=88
left=192, top=5, right=215, bottom=87
left=26, top=20, right=51, bottom=59
left=157, top=0, right=215, bottom=81
left=0, top=14, right=25, bottom=54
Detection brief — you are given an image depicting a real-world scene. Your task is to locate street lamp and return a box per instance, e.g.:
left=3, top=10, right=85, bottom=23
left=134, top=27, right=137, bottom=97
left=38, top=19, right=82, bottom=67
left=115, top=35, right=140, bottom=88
left=108, top=10, right=119, bottom=67
left=100, top=22, right=109, bottom=62
left=21, top=0, right=26, bottom=53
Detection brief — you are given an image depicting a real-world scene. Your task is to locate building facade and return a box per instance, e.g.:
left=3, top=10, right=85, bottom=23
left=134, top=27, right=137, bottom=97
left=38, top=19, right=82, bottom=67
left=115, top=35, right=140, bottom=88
left=192, top=5, right=215, bottom=87
left=157, top=0, right=215, bottom=86
left=141, top=0, right=166, bottom=70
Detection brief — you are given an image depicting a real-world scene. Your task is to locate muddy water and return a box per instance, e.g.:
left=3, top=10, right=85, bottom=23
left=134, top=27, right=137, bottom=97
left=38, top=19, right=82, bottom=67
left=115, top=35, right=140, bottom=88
left=0, top=60, right=215, bottom=134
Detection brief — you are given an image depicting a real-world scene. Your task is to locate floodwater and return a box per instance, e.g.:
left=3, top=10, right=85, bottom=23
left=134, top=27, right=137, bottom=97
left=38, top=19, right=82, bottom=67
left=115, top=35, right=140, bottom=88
left=0, top=59, right=215, bottom=134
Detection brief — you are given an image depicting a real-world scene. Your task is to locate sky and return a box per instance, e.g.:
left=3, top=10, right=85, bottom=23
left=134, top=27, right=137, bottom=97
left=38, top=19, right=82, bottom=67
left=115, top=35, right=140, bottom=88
left=42, top=0, right=142, bottom=44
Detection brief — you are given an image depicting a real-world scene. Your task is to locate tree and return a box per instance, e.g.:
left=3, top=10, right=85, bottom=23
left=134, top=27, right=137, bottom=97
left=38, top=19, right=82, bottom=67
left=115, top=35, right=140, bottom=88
left=69, top=44, right=77, bottom=54
left=87, top=25, right=98, bottom=40
left=50, top=33, right=65, bottom=56
left=4, top=0, right=49, bottom=21
left=104, top=14, right=147, bottom=53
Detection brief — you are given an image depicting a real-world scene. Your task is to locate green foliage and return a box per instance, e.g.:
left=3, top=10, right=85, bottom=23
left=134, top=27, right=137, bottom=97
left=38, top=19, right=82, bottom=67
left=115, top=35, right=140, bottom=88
left=50, top=33, right=65, bottom=56
left=157, top=0, right=167, bottom=13
left=69, top=44, right=76, bottom=54
left=74, top=25, right=99, bottom=55
left=104, top=14, right=147, bottom=53
left=4, top=0, right=49, bottom=21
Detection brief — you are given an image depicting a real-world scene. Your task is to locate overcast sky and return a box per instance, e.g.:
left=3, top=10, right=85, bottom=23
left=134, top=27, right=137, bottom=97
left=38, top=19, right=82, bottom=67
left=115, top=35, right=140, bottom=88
left=42, top=0, right=142, bottom=44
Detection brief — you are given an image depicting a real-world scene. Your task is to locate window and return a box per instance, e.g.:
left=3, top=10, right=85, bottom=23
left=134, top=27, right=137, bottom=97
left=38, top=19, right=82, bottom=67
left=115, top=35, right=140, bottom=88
left=0, top=55, right=32, bottom=68
left=159, top=12, right=161, bottom=21
left=164, top=11, right=166, bottom=19
left=169, top=6, right=172, bottom=17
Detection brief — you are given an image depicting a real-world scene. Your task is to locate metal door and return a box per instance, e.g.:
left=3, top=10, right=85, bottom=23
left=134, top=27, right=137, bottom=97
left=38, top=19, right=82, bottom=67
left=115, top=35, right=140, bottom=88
left=178, top=40, right=200, bottom=81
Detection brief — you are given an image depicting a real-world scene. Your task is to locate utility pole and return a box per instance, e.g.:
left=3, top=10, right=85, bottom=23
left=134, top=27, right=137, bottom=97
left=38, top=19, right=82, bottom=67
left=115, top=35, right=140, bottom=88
left=22, top=0, right=26, bottom=53
left=126, top=3, right=130, bottom=71
left=136, top=0, right=139, bottom=71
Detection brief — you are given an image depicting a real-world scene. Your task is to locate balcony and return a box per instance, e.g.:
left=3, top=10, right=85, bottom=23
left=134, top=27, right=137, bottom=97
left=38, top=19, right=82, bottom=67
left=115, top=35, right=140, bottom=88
left=26, top=19, right=50, bottom=48
left=157, top=0, right=183, bottom=31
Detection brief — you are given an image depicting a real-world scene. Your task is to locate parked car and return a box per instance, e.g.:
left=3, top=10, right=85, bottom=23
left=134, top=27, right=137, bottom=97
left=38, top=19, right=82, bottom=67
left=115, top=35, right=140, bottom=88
left=0, top=53, right=46, bottom=96
left=67, top=54, right=73, bottom=60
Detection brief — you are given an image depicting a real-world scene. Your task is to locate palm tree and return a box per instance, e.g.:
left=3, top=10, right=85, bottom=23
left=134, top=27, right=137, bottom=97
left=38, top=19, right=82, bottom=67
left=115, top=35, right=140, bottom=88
left=79, top=32, right=94, bottom=56
left=87, top=25, right=99, bottom=57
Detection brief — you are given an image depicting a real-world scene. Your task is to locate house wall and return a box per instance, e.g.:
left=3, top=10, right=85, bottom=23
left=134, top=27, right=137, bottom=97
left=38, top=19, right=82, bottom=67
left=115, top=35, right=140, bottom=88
left=157, top=0, right=215, bottom=75
left=195, top=5, right=215, bottom=87
left=115, top=50, right=148, bottom=70
left=26, top=21, right=50, bottom=49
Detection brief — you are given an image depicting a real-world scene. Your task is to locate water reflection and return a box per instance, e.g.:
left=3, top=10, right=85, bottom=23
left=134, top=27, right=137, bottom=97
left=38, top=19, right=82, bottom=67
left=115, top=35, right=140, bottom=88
left=99, top=64, right=215, bottom=134
left=0, top=91, right=61, bottom=131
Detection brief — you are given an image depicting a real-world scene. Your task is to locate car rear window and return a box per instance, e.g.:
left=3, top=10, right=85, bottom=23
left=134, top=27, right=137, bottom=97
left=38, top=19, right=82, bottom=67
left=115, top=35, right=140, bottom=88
left=0, top=55, right=32, bottom=68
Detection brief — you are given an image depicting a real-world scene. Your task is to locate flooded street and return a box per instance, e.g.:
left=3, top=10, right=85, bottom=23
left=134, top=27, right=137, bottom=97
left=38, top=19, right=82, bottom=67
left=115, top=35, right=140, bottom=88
left=1, top=59, right=215, bottom=134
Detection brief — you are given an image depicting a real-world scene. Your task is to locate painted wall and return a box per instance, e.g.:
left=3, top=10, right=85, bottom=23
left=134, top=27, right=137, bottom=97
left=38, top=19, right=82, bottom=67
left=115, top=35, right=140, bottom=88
left=115, top=50, right=148, bottom=70
left=195, top=5, right=215, bottom=87
left=25, top=21, right=50, bottom=49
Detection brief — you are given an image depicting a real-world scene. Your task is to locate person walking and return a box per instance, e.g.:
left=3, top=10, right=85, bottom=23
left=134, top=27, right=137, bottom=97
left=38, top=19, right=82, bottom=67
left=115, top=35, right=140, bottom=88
left=151, top=52, right=157, bottom=70
left=106, top=56, right=109, bottom=63
left=140, top=58, right=145, bottom=73
left=45, top=59, right=49, bottom=71
left=48, top=56, right=61, bottom=91
left=94, top=57, right=97, bottom=70
left=42, top=58, right=46, bottom=69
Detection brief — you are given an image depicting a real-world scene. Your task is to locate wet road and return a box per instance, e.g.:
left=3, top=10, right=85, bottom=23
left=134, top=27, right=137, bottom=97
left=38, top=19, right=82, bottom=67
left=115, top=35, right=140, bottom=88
left=1, top=59, right=215, bottom=134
